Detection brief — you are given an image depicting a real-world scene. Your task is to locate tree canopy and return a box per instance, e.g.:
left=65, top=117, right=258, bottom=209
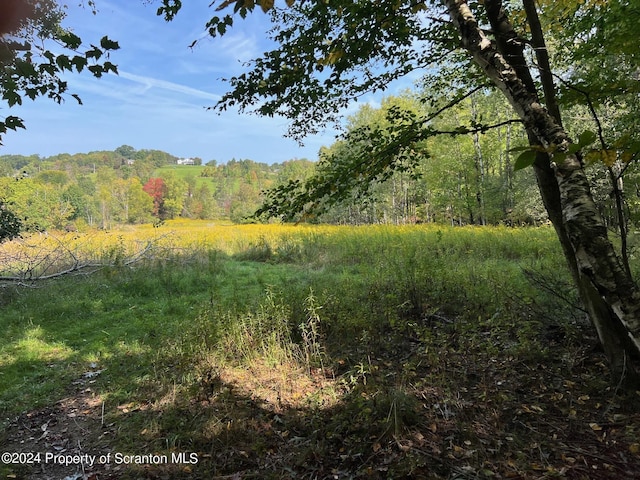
left=0, top=0, right=119, bottom=142
left=153, top=0, right=640, bottom=220
left=0, top=199, right=21, bottom=242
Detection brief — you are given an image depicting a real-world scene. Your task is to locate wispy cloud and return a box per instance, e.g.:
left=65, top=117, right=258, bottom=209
left=1, top=0, right=337, bottom=162
left=117, top=71, right=221, bottom=103
left=216, top=32, right=261, bottom=64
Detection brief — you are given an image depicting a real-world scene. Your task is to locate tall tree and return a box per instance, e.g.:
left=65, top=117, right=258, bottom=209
left=0, top=176, right=75, bottom=230
left=143, top=177, right=168, bottom=219
left=160, top=0, right=640, bottom=385
left=159, top=172, right=187, bottom=219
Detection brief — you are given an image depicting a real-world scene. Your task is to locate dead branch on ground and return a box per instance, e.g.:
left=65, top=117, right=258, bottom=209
left=0, top=232, right=171, bottom=287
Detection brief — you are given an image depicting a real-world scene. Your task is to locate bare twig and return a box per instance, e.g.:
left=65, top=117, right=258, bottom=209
left=0, top=233, right=169, bottom=286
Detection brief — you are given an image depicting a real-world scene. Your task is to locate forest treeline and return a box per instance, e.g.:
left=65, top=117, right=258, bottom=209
left=0, top=144, right=317, bottom=229
left=1, top=91, right=638, bottom=232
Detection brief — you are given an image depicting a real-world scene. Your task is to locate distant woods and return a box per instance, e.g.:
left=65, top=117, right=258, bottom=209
left=2, top=90, right=640, bottom=233
left=0, top=146, right=317, bottom=230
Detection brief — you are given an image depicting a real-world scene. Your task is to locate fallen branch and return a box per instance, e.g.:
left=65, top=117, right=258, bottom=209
left=0, top=232, right=169, bottom=287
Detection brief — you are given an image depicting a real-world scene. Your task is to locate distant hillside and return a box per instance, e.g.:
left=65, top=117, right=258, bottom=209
left=0, top=146, right=316, bottom=229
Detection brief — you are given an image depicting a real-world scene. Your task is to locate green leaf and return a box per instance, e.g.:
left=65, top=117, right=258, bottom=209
left=157, top=0, right=182, bottom=20
left=15, top=59, right=37, bottom=77
left=56, top=55, right=72, bottom=71
left=88, top=65, right=104, bottom=78
left=103, top=62, right=118, bottom=74
left=567, top=143, right=581, bottom=154
left=39, top=63, right=57, bottom=75
left=72, top=56, right=88, bottom=72
left=4, top=116, right=25, bottom=131
left=577, top=130, right=597, bottom=148
left=58, top=31, right=82, bottom=49
left=628, top=141, right=640, bottom=155
left=514, top=150, right=537, bottom=171
left=85, top=46, right=103, bottom=60
left=100, top=36, right=120, bottom=50
left=3, top=90, right=22, bottom=107
left=553, top=152, right=567, bottom=163
left=508, top=146, right=533, bottom=153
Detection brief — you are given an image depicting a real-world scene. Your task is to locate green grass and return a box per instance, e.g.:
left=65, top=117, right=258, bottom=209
left=0, top=224, right=570, bottom=417
left=2, top=223, right=638, bottom=479
left=154, top=165, right=214, bottom=189
left=0, top=248, right=302, bottom=415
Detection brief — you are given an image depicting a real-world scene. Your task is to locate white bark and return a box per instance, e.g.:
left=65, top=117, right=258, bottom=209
left=443, top=0, right=640, bottom=382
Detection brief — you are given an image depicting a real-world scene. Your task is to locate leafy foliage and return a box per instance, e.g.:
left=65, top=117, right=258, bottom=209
left=156, top=0, right=640, bottom=229
left=258, top=91, right=524, bottom=222
left=0, top=149, right=319, bottom=228
left=258, top=101, right=429, bottom=221
left=0, top=0, right=119, bottom=142
left=548, top=0, right=640, bottom=105
left=160, top=0, right=456, bottom=140
left=142, top=177, right=168, bottom=219
left=0, top=200, right=21, bottom=242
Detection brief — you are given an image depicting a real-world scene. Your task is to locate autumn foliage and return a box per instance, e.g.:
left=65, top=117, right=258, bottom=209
left=142, top=177, right=167, bottom=218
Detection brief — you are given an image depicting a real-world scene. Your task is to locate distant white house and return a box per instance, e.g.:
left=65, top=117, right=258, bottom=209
left=177, top=158, right=196, bottom=165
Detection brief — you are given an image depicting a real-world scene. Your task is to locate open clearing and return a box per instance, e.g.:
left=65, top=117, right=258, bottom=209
left=2, top=222, right=640, bottom=479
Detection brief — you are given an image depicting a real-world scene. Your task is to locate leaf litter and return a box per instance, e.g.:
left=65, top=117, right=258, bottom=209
left=3, top=320, right=640, bottom=479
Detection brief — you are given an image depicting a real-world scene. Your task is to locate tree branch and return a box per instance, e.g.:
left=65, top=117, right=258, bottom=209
left=0, top=234, right=166, bottom=287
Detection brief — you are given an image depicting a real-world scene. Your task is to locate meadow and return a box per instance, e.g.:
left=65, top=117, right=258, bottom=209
left=154, top=165, right=215, bottom=189
left=1, top=221, right=639, bottom=479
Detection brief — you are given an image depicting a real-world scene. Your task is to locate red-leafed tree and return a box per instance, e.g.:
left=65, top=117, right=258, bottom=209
left=142, top=177, right=167, bottom=218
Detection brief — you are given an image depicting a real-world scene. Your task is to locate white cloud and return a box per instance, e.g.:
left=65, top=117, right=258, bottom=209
left=0, top=1, right=337, bottom=162
left=117, top=71, right=221, bottom=103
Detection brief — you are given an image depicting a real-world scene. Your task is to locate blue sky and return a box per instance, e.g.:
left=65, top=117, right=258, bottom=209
left=1, top=1, right=415, bottom=164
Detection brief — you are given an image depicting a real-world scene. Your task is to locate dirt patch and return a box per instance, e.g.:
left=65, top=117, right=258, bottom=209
left=2, top=373, right=121, bottom=480
left=5, top=335, right=640, bottom=479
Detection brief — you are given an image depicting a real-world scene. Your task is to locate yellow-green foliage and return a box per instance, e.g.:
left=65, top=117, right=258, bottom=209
left=0, top=220, right=562, bottom=277
left=0, top=220, right=568, bottom=417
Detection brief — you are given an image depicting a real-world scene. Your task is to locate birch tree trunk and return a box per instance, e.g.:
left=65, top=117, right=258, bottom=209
left=443, top=0, right=640, bottom=386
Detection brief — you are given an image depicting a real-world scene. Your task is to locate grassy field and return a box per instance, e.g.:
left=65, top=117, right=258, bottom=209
left=154, top=165, right=215, bottom=189
left=1, top=221, right=640, bottom=479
